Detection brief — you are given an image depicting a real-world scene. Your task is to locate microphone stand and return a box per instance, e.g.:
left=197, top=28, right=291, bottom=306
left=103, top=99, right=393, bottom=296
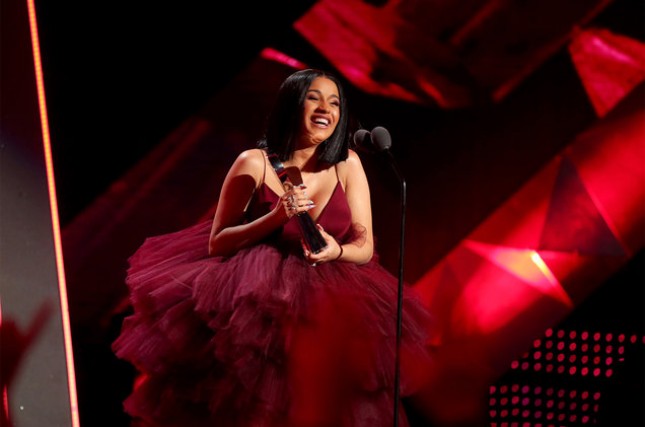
left=382, top=148, right=406, bottom=427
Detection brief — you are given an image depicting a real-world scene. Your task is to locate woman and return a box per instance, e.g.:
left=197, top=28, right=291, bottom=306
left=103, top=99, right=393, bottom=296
left=113, top=68, right=432, bottom=427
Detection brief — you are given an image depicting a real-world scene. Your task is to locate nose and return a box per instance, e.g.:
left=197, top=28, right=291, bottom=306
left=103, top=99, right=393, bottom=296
left=316, top=100, right=330, bottom=113
left=316, top=104, right=329, bottom=114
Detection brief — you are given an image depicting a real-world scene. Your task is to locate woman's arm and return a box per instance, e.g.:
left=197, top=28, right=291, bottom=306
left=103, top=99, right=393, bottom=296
left=306, top=149, right=374, bottom=265
left=338, top=149, right=374, bottom=264
left=208, top=149, right=290, bottom=256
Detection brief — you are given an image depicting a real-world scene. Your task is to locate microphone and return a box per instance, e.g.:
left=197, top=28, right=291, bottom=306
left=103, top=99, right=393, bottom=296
left=356, top=125, right=405, bottom=427
left=353, top=126, right=392, bottom=151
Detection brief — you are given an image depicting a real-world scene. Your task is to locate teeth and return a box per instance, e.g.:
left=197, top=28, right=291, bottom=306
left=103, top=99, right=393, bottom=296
left=314, top=118, right=329, bottom=125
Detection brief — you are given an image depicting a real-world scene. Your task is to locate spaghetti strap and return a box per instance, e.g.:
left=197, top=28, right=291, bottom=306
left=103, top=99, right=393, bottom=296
left=260, top=148, right=268, bottom=190
left=334, top=162, right=343, bottom=190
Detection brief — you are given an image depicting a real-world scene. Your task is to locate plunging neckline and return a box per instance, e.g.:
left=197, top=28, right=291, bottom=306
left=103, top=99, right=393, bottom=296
left=261, top=181, right=342, bottom=223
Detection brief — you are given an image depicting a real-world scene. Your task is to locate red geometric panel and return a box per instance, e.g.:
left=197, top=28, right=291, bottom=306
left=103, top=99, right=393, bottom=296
left=410, top=85, right=643, bottom=426
left=569, top=27, right=645, bottom=118
left=466, top=241, right=572, bottom=307
left=467, top=159, right=560, bottom=248
left=539, top=156, right=627, bottom=256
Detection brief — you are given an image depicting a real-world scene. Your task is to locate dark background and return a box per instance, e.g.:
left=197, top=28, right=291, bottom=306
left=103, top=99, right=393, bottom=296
left=29, top=1, right=644, bottom=426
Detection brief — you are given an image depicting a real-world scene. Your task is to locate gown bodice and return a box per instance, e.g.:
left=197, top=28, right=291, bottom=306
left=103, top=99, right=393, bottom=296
left=246, top=181, right=353, bottom=248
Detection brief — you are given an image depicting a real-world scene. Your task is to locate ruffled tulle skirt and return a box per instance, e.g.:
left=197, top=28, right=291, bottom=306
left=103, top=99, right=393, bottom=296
left=112, top=220, right=433, bottom=427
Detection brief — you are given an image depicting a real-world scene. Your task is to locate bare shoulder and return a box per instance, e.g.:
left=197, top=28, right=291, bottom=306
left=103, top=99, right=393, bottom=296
left=231, top=148, right=265, bottom=171
left=344, top=149, right=366, bottom=172
left=337, top=149, right=367, bottom=187
left=235, top=148, right=265, bottom=166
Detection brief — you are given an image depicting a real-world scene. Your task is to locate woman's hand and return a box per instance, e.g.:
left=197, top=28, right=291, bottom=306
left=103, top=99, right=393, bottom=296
left=280, top=183, right=315, bottom=219
left=302, top=225, right=343, bottom=266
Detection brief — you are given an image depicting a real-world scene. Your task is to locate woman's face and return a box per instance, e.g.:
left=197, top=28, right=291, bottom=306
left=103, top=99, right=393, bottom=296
left=298, top=76, right=341, bottom=148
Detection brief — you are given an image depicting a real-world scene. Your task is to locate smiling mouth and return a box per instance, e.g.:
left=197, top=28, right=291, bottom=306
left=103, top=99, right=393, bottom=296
left=312, top=117, right=330, bottom=127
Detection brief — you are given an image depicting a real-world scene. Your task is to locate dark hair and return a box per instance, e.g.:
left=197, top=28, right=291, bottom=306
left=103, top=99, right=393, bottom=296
left=257, top=68, right=350, bottom=164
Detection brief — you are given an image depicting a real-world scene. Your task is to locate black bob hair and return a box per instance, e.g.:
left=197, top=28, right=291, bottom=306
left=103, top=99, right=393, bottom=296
left=257, top=68, right=350, bottom=165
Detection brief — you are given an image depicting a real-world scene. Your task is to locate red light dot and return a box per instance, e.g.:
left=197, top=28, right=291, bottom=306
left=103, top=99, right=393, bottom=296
left=545, top=341, right=553, bottom=349
left=606, top=368, right=613, bottom=378
left=535, top=398, right=543, bottom=406
left=569, top=342, right=577, bottom=351
left=581, top=367, right=589, bottom=376
left=605, top=333, right=613, bottom=342
left=512, top=396, right=520, bottom=405
left=546, top=412, right=554, bottom=420
left=593, top=344, right=601, bottom=352
left=546, top=364, right=554, bottom=372
left=569, top=355, right=577, bottom=363
left=534, top=386, right=542, bottom=394
left=557, top=330, right=565, bottom=338
left=593, top=356, right=601, bottom=364
left=593, top=332, right=601, bottom=341
left=534, top=410, right=542, bottom=418
left=581, top=391, right=589, bottom=399
left=545, top=328, right=553, bottom=337
left=534, top=351, right=542, bottom=360
left=489, top=409, right=497, bottom=418
left=605, top=345, right=613, bottom=353
left=593, top=392, right=601, bottom=400
left=521, top=361, right=529, bottom=370
left=581, top=355, right=589, bottom=364
left=581, top=343, right=589, bottom=351
left=557, top=366, right=565, bottom=374
left=618, top=334, right=625, bottom=343
left=512, top=384, right=519, bottom=392
left=501, top=385, right=508, bottom=393
left=534, top=338, right=542, bottom=348
left=546, top=400, right=554, bottom=408
left=582, top=403, right=589, bottom=411
left=557, top=354, right=565, bottom=362
left=501, top=397, right=508, bottom=405
left=582, top=415, right=589, bottom=423
left=581, top=331, right=589, bottom=340
left=569, top=330, right=577, bottom=339
left=593, top=368, right=601, bottom=376
left=558, top=413, right=566, bottom=421
left=511, top=360, right=519, bottom=369
left=490, top=397, right=497, bottom=405
left=570, top=390, right=577, bottom=398
left=522, top=409, right=530, bottom=418
left=557, top=389, right=565, bottom=398
left=534, top=363, right=542, bottom=371
left=570, top=414, right=578, bottom=422
left=546, top=388, right=554, bottom=396
left=606, top=356, right=613, bottom=365
left=522, top=397, right=530, bottom=406
left=557, top=342, right=565, bottom=350
left=501, top=409, right=508, bottom=417
left=569, top=366, right=577, bottom=375
left=512, top=408, right=519, bottom=416
left=522, top=385, right=530, bottom=394
left=570, top=402, right=577, bottom=410
left=618, top=346, right=625, bottom=355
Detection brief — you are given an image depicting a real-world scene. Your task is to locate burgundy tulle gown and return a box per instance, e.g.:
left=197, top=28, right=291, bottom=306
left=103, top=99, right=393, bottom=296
left=112, top=167, right=433, bottom=427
